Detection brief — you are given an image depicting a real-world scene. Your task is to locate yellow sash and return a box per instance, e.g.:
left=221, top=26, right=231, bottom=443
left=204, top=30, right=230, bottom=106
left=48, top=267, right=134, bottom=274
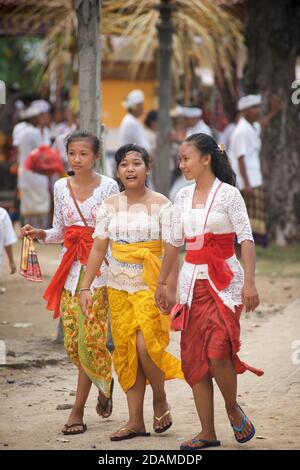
left=111, top=240, right=163, bottom=292
left=111, top=240, right=170, bottom=332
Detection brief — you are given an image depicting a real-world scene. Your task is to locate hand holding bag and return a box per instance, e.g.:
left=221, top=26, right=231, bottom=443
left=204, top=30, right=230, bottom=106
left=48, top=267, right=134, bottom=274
left=170, top=303, right=190, bottom=331
left=20, top=236, right=43, bottom=282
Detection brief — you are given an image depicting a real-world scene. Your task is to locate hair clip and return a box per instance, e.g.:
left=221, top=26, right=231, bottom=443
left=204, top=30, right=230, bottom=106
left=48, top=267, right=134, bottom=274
left=218, top=144, right=226, bottom=154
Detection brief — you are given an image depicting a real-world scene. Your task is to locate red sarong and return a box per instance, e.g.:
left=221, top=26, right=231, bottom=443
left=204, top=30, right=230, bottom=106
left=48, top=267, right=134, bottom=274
left=180, top=280, right=264, bottom=387
left=43, top=225, right=95, bottom=319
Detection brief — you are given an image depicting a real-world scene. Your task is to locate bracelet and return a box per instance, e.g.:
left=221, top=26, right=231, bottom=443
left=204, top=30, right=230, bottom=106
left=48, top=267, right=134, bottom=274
left=157, top=281, right=167, bottom=286
left=78, top=288, right=91, bottom=293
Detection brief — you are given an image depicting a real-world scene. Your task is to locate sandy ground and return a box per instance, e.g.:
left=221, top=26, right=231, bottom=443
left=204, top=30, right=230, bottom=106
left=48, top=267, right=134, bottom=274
left=0, top=241, right=300, bottom=450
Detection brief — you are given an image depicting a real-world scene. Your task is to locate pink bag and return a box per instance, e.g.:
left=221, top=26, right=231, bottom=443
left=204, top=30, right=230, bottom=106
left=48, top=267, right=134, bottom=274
left=170, top=303, right=190, bottom=331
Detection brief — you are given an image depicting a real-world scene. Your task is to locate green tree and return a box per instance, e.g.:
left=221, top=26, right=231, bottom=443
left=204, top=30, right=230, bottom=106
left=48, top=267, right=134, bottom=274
left=243, top=0, right=300, bottom=244
left=0, top=37, right=44, bottom=95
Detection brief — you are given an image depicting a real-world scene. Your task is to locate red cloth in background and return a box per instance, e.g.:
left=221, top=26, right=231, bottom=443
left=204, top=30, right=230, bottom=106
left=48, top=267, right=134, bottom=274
left=25, top=145, right=64, bottom=175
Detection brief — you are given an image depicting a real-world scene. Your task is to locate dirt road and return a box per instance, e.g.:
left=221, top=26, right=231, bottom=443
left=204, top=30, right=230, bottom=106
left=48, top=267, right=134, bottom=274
left=0, top=241, right=299, bottom=450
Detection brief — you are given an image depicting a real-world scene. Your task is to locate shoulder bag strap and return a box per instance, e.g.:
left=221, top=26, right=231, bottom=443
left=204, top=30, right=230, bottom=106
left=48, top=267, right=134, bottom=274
left=186, top=181, right=223, bottom=304
left=67, top=178, right=89, bottom=228
left=67, top=178, right=109, bottom=266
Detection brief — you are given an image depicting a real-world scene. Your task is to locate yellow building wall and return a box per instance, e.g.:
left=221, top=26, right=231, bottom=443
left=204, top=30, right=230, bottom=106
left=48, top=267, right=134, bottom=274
left=102, top=80, right=157, bottom=128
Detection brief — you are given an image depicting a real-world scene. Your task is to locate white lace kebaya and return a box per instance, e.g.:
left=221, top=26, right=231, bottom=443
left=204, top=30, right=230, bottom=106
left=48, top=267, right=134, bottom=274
left=44, top=175, right=119, bottom=294
left=93, top=200, right=173, bottom=294
left=169, top=178, right=254, bottom=311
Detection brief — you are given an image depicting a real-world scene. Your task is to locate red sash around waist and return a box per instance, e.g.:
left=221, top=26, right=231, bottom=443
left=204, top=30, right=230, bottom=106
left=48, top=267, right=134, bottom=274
left=43, top=225, right=95, bottom=319
left=185, top=232, right=235, bottom=291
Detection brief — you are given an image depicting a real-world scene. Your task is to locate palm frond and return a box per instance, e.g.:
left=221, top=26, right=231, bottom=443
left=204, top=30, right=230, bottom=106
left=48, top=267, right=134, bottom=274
left=1, top=0, right=243, bottom=92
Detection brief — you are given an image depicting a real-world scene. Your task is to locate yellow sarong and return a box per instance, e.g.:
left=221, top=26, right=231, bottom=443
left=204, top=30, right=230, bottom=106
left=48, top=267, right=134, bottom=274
left=111, top=240, right=169, bottom=333
left=108, top=240, right=183, bottom=392
left=61, top=270, right=112, bottom=398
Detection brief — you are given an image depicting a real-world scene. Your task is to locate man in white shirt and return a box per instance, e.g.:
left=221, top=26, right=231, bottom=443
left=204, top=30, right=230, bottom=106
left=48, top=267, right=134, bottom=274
left=169, top=106, right=212, bottom=200
left=17, top=103, right=50, bottom=229
left=118, top=89, right=150, bottom=152
left=32, top=99, right=52, bottom=145
left=0, top=207, right=17, bottom=276
left=229, top=94, right=281, bottom=245
left=184, top=107, right=213, bottom=138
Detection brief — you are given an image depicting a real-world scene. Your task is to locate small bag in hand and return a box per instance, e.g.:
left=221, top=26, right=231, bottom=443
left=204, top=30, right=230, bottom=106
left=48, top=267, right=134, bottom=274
left=20, top=237, right=43, bottom=282
left=170, top=303, right=190, bottom=331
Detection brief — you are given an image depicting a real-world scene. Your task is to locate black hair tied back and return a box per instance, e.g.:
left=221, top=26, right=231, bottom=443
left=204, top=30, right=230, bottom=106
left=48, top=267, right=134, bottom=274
left=185, top=133, right=236, bottom=186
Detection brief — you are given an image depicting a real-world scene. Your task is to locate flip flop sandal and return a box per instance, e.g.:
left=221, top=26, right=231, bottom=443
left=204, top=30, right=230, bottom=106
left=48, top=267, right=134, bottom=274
left=97, top=378, right=114, bottom=419
left=230, top=404, right=256, bottom=444
left=153, top=409, right=172, bottom=434
left=62, top=423, right=87, bottom=435
left=180, top=439, right=221, bottom=450
left=110, top=427, right=151, bottom=442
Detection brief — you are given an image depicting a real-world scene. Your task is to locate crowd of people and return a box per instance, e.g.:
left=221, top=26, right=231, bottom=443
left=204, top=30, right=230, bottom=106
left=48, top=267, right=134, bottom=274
left=0, top=86, right=282, bottom=449
left=118, top=88, right=281, bottom=246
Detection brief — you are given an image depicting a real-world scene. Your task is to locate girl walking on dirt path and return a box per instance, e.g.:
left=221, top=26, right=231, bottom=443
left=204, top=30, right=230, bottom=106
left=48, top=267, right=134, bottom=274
left=80, top=144, right=183, bottom=442
left=155, top=133, right=264, bottom=450
left=21, top=130, right=119, bottom=435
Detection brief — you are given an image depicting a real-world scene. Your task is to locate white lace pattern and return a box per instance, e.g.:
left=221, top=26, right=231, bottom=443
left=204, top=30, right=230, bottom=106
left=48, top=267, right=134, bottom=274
left=93, top=201, right=173, bottom=293
left=170, top=178, right=254, bottom=311
left=44, top=175, right=119, bottom=294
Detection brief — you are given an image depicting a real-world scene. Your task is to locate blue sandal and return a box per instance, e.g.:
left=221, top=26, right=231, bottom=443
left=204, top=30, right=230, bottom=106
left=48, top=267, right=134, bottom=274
left=180, top=439, right=221, bottom=450
left=230, top=404, right=256, bottom=444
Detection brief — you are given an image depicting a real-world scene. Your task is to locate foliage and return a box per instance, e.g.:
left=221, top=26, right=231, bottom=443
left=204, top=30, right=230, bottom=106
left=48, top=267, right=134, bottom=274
left=1, top=0, right=243, bottom=92
left=0, top=38, right=44, bottom=94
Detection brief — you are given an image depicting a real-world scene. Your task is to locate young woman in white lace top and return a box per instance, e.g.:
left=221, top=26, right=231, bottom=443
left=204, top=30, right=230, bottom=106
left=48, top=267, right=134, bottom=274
left=21, top=131, right=119, bottom=435
left=155, top=133, right=263, bottom=450
left=80, top=144, right=183, bottom=442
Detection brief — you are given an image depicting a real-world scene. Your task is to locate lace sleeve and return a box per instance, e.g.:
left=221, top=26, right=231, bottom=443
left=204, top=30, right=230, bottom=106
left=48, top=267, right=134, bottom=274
left=108, top=179, right=120, bottom=197
left=226, top=187, right=254, bottom=244
left=44, top=181, right=65, bottom=244
left=93, top=202, right=110, bottom=239
left=159, top=201, right=173, bottom=242
left=168, top=192, right=185, bottom=247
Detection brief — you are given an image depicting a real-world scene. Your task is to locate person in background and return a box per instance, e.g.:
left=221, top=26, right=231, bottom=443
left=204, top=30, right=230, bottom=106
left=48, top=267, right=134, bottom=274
left=216, top=115, right=237, bottom=150
left=32, top=100, right=52, bottom=145
left=52, top=110, right=79, bottom=170
left=17, top=103, right=50, bottom=229
left=228, top=94, right=281, bottom=247
left=144, top=110, right=158, bottom=189
left=119, top=89, right=150, bottom=152
left=169, top=105, right=214, bottom=201
left=11, top=101, right=27, bottom=159
left=184, top=107, right=213, bottom=138
left=0, top=207, right=17, bottom=289
left=144, top=110, right=158, bottom=161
